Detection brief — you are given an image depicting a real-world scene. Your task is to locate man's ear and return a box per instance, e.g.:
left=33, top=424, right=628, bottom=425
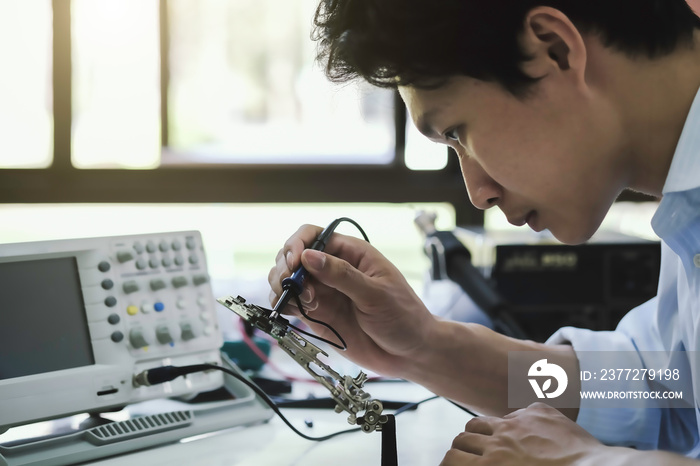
left=518, top=7, right=587, bottom=82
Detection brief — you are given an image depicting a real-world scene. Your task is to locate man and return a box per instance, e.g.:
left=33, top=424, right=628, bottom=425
left=268, top=1, right=700, bottom=463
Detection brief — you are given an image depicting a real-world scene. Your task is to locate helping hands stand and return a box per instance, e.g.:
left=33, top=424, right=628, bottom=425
left=217, top=295, right=398, bottom=465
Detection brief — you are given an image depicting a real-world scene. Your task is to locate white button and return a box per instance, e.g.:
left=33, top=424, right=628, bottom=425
left=141, top=303, right=154, bottom=314
left=694, top=254, right=700, bottom=268
left=177, top=298, right=187, bottom=309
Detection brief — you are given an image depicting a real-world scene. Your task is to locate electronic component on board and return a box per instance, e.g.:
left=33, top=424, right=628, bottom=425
left=217, top=295, right=387, bottom=433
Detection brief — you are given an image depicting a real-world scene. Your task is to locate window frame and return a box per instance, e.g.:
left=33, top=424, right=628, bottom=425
left=0, top=1, right=650, bottom=225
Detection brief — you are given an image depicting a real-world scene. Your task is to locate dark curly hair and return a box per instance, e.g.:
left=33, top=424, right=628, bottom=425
left=312, top=0, right=700, bottom=95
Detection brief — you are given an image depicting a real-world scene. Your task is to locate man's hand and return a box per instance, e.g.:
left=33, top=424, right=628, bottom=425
left=442, top=402, right=700, bottom=466
left=267, top=223, right=438, bottom=378
left=441, top=403, right=602, bottom=465
left=268, top=224, right=579, bottom=416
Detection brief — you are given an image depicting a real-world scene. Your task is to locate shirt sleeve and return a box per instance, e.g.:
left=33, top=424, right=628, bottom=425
left=547, top=297, right=698, bottom=452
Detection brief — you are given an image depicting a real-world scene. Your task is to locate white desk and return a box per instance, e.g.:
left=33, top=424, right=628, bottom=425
left=85, top=382, right=473, bottom=466
left=1, top=345, right=474, bottom=466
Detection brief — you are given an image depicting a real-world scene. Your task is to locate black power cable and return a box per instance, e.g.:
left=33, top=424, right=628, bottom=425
left=134, top=364, right=448, bottom=442
left=135, top=363, right=361, bottom=441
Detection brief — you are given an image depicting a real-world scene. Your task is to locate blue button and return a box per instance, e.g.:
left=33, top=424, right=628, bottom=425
left=154, top=302, right=165, bottom=312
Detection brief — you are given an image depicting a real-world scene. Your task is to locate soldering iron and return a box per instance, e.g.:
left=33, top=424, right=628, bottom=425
left=271, top=217, right=369, bottom=319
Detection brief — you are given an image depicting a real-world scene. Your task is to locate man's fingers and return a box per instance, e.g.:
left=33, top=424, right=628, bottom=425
left=269, top=224, right=326, bottom=306
left=269, top=223, right=378, bottom=311
left=465, top=416, right=497, bottom=436
left=300, top=249, right=377, bottom=307
left=268, top=265, right=282, bottom=296
left=440, top=417, right=500, bottom=464
left=440, top=448, right=479, bottom=466
left=281, top=224, right=324, bottom=270
left=450, top=431, right=490, bottom=456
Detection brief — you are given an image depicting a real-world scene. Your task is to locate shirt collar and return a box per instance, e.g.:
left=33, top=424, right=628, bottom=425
left=662, top=85, right=700, bottom=195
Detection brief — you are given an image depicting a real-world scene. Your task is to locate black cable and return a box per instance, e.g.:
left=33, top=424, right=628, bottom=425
left=445, top=399, right=480, bottom=418
left=331, top=217, right=370, bottom=242
left=290, top=293, right=347, bottom=350
left=392, top=395, right=439, bottom=415
left=137, top=364, right=361, bottom=441
left=272, top=397, right=423, bottom=410
left=385, top=395, right=479, bottom=418
left=135, top=364, right=454, bottom=442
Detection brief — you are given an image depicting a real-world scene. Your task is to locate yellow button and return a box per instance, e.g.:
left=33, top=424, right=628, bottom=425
left=127, top=305, right=139, bottom=316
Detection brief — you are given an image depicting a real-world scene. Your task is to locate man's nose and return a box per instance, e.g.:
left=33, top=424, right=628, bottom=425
left=462, top=158, right=502, bottom=210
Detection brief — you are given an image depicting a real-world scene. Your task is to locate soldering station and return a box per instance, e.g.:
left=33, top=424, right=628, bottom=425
left=0, top=212, right=661, bottom=465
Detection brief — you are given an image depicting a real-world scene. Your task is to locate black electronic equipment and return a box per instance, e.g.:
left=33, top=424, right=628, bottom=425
left=491, top=239, right=660, bottom=341
left=416, top=212, right=661, bottom=342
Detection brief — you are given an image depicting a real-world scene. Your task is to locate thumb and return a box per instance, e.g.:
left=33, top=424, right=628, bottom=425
left=301, top=249, right=375, bottom=304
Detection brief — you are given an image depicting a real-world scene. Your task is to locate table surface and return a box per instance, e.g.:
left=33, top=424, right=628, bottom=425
left=83, top=381, right=473, bottom=466
left=1, top=342, right=475, bottom=466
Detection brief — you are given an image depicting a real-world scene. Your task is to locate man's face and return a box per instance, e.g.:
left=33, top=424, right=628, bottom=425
left=400, top=75, right=630, bottom=245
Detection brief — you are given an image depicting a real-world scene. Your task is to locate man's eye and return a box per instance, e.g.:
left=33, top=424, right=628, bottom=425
left=444, top=128, right=459, bottom=141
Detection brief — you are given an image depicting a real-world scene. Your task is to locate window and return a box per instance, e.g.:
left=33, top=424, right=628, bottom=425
left=69, top=0, right=398, bottom=168
left=405, top=121, right=448, bottom=171
left=165, top=0, right=395, bottom=165
left=0, top=0, right=52, bottom=168
left=0, top=0, right=479, bottom=226
left=72, top=0, right=161, bottom=169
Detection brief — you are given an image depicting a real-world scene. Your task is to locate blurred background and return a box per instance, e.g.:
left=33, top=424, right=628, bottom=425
left=0, top=0, right=686, bottom=316
left=0, top=0, right=467, bottom=312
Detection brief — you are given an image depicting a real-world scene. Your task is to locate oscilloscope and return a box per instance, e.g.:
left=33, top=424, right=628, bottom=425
left=0, top=231, right=225, bottom=432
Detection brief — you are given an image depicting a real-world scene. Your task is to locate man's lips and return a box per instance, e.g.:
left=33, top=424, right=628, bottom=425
left=507, top=211, right=539, bottom=229
left=508, top=211, right=532, bottom=227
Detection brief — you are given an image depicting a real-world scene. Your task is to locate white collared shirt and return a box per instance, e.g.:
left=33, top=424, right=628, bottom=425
left=548, top=85, right=700, bottom=455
